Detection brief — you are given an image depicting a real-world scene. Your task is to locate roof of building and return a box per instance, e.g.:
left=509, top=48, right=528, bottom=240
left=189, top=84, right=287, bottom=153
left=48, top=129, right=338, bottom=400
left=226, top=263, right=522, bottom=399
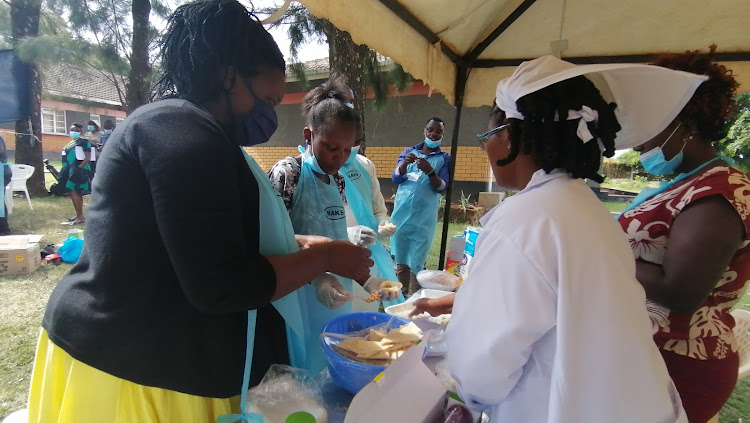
left=40, top=56, right=391, bottom=106
left=43, top=63, right=125, bottom=107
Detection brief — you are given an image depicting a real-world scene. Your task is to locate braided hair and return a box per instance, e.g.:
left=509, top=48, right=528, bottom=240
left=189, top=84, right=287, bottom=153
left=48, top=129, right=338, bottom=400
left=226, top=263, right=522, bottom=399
left=153, top=0, right=285, bottom=104
left=492, top=75, right=620, bottom=183
left=301, top=78, right=357, bottom=131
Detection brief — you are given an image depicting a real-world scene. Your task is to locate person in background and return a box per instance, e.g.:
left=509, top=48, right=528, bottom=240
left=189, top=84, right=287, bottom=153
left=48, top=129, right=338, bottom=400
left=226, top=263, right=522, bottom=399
left=390, top=117, right=451, bottom=295
left=0, top=133, right=11, bottom=235
left=618, top=46, right=750, bottom=423
left=268, top=78, right=397, bottom=372
left=99, top=119, right=115, bottom=150
left=82, top=120, right=100, bottom=176
left=335, top=76, right=402, bottom=305
left=27, top=1, right=373, bottom=421
left=447, top=55, right=702, bottom=422
left=60, top=122, right=91, bottom=225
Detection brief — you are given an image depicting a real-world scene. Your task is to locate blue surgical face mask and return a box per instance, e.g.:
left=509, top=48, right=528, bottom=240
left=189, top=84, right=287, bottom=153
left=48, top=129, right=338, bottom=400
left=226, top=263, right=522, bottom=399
left=87, top=125, right=96, bottom=132
left=639, top=123, right=686, bottom=175
left=344, top=102, right=354, bottom=109
left=424, top=137, right=442, bottom=149
left=232, top=83, right=279, bottom=146
left=104, top=129, right=113, bottom=134
left=345, top=145, right=361, bottom=164
left=70, top=131, right=81, bottom=139
left=302, top=138, right=325, bottom=174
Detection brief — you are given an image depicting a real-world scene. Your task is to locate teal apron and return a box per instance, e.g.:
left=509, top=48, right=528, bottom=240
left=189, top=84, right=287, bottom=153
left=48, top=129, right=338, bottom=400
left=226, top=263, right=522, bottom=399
left=0, top=163, right=9, bottom=217
left=288, top=159, right=353, bottom=375
left=342, top=157, right=404, bottom=306
left=218, top=150, right=313, bottom=423
left=390, top=150, right=445, bottom=273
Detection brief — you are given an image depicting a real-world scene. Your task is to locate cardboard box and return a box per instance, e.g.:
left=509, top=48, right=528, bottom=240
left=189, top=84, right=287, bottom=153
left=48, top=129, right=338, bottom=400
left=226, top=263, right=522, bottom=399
left=345, top=345, right=447, bottom=423
left=0, top=235, right=42, bottom=276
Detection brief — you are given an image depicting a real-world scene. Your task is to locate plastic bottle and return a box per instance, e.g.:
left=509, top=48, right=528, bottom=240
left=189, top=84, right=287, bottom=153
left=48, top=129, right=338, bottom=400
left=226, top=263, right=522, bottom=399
left=285, top=411, right=316, bottom=423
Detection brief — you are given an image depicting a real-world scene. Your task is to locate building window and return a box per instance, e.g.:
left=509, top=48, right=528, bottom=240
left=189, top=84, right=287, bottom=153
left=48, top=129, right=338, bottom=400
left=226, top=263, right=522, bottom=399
left=89, top=114, right=101, bottom=126
left=42, top=108, right=67, bottom=134
left=115, top=118, right=124, bottom=126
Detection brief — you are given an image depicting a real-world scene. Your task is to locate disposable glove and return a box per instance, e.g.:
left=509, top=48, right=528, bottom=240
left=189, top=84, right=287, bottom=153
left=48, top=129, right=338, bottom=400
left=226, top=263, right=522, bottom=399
left=377, top=218, right=397, bottom=238
left=347, top=225, right=377, bottom=247
left=312, top=273, right=354, bottom=309
left=363, top=276, right=400, bottom=302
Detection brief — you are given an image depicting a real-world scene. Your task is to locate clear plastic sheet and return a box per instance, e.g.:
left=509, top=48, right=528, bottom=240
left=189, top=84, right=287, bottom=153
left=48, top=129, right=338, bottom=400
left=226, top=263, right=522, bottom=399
left=246, top=365, right=328, bottom=423
left=320, top=316, right=413, bottom=366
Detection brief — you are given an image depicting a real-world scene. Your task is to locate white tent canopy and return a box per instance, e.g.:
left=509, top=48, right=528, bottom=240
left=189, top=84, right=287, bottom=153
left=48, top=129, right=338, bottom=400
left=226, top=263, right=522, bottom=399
left=296, top=0, right=750, bottom=267
left=299, top=0, right=750, bottom=107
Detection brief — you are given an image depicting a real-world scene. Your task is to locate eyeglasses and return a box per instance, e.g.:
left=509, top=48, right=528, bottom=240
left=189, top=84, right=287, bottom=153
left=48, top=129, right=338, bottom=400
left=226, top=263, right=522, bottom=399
left=476, top=124, right=509, bottom=151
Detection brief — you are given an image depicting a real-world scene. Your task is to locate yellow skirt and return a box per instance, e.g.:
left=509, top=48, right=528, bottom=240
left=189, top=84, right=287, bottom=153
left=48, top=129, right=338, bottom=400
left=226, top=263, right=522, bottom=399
left=28, top=329, right=241, bottom=423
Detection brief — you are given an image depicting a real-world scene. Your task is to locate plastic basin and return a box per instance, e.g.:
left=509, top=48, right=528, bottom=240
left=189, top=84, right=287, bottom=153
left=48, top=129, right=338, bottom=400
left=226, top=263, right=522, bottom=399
left=320, top=312, right=409, bottom=395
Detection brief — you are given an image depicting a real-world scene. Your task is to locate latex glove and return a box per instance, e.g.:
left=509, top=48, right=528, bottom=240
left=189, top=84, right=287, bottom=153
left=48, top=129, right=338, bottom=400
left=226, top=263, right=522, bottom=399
left=377, top=218, right=397, bottom=238
left=363, top=277, right=399, bottom=302
left=312, top=274, right=354, bottom=309
left=347, top=225, right=377, bottom=247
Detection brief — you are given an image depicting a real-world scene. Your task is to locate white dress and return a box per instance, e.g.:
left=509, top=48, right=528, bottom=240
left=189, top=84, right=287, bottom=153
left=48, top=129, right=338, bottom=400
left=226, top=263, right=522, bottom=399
left=447, top=169, right=686, bottom=423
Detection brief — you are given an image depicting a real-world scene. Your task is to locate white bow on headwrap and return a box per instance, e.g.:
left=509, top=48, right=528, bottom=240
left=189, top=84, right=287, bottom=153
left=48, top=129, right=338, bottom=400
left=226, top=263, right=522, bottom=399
left=494, top=55, right=708, bottom=150
left=568, top=106, right=598, bottom=143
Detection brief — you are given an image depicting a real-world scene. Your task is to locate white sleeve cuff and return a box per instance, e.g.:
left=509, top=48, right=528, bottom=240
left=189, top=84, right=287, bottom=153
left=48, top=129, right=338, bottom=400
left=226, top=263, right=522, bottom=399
left=437, top=179, right=446, bottom=191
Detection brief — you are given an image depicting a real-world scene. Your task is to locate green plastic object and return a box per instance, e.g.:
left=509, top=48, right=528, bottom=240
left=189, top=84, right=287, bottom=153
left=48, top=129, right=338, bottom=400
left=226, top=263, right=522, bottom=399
left=285, top=411, right=316, bottom=423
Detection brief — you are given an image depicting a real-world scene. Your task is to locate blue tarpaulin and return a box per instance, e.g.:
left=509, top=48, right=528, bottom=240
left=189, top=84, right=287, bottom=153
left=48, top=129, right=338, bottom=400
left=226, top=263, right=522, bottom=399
left=0, top=49, right=31, bottom=123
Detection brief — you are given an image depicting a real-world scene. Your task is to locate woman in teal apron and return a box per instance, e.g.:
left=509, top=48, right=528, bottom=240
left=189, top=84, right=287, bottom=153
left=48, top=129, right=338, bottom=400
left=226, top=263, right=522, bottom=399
left=270, top=78, right=397, bottom=374
left=27, top=3, right=373, bottom=422
left=390, top=118, right=452, bottom=295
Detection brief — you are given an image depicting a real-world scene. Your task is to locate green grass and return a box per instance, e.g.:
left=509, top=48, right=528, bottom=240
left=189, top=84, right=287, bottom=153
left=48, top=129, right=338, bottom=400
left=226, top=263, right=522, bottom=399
left=0, top=195, right=748, bottom=420
left=603, top=201, right=629, bottom=213
left=601, top=178, right=659, bottom=193
left=0, top=194, right=85, bottom=419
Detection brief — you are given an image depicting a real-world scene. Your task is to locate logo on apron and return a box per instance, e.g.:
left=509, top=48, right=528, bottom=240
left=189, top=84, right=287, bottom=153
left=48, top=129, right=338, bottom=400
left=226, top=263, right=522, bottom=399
left=347, top=170, right=361, bottom=181
left=324, top=206, right=346, bottom=220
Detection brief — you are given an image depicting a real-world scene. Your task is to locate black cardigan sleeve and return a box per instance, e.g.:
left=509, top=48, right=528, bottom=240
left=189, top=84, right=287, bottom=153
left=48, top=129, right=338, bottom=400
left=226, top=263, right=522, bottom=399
left=129, top=103, right=277, bottom=313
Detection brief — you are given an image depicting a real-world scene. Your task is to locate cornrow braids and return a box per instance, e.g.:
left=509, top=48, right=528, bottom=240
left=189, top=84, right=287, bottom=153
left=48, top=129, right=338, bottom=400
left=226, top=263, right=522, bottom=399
left=492, top=75, right=620, bottom=183
left=152, top=0, right=285, bottom=104
left=652, top=45, right=739, bottom=141
left=301, top=78, right=356, bottom=131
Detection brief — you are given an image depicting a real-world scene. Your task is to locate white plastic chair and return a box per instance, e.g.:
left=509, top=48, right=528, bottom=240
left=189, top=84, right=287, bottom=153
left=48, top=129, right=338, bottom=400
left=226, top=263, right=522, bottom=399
left=707, top=308, right=750, bottom=423
left=10, top=164, right=34, bottom=210
left=4, top=185, right=12, bottom=215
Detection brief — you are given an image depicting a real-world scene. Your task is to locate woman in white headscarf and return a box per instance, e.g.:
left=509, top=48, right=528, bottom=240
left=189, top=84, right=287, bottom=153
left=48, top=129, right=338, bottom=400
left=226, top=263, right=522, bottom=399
left=446, top=56, right=706, bottom=423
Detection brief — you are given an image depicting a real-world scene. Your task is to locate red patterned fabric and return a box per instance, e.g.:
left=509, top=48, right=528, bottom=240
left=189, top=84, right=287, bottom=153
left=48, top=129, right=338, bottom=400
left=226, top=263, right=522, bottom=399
left=619, top=164, right=750, bottom=361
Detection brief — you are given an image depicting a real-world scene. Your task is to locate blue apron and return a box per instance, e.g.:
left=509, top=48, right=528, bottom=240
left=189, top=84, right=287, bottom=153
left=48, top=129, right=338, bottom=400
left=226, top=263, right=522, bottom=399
left=218, top=150, right=313, bottom=423
left=342, top=158, right=404, bottom=307
left=0, top=163, right=9, bottom=217
left=288, top=158, right=353, bottom=375
left=619, top=156, right=732, bottom=218
left=390, top=150, right=445, bottom=273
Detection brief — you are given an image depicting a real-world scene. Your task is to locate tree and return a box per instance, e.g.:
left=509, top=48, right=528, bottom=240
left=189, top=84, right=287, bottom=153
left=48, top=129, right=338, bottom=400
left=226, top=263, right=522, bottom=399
left=717, top=92, right=750, bottom=173
left=265, top=3, right=412, bottom=149
left=10, top=0, right=46, bottom=196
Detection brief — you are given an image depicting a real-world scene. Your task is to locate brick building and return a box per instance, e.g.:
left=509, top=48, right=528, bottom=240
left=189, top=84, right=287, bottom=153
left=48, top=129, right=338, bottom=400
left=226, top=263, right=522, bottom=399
left=249, top=58, right=495, bottom=202
left=0, top=63, right=127, bottom=160
left=2, top=58, right=495, bottom=200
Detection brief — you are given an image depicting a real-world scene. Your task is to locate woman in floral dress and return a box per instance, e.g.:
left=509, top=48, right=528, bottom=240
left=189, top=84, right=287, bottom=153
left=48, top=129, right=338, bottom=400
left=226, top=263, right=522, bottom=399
left=618, top=46, right=750, bottom=422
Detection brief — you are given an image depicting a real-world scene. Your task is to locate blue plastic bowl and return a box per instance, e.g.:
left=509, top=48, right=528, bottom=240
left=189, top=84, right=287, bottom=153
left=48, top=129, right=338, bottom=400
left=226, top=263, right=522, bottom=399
left=320, top=312, right=410, bottom=395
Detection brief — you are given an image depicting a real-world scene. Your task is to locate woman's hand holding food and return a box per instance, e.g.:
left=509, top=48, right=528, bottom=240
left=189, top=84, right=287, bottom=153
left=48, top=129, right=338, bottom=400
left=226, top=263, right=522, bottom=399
left=324, top=240, right=373, bottom=282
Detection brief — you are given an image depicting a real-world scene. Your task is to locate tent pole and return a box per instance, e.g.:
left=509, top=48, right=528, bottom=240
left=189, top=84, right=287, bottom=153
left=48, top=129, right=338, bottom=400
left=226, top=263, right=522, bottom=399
left=438, top=65, right=468, bottom=270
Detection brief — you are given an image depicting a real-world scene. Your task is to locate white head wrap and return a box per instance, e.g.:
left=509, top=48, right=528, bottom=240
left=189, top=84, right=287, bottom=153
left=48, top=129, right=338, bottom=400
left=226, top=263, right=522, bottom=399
left=495, top=55, right=708, bottom=149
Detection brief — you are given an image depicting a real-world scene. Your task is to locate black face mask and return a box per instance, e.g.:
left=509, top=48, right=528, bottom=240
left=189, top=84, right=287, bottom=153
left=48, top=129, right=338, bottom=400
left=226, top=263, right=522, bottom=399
left=231, top=83, right=279, bottom=147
